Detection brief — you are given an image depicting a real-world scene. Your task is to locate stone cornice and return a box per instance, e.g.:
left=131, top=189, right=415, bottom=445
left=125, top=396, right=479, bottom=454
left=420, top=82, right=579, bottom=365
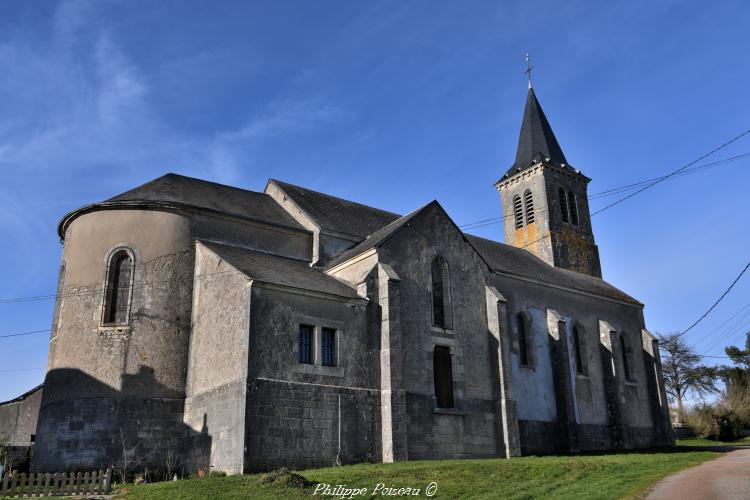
left=57, top=200, right=312, bottom=242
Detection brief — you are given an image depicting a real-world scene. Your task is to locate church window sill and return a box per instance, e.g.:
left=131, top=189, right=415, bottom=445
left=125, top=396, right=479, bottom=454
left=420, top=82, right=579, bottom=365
left=295, top=364, right=344, bottom=378
left=430, top=325, right=454, bottom=335
left=433, top=407, right=466, bottom=416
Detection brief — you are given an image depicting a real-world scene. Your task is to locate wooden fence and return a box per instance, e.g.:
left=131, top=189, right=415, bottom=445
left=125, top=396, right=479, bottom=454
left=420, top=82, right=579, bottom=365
left=0, top=468, right=111, bottom=497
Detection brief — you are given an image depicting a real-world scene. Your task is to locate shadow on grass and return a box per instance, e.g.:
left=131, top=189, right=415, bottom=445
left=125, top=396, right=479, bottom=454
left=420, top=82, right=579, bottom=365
left=533, top=443, right=746, bottom=458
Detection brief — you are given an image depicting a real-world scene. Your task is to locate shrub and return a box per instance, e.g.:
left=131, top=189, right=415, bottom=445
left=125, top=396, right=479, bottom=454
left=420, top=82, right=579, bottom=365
left=259, top=467, right=310, bottom=488
left=685, top=404, right=744, bottom=441
left=717, top=410, right=743, bottom=441
left=685, top=404, right=719, bottom=439
left=724, top=383, right=750, bottom=425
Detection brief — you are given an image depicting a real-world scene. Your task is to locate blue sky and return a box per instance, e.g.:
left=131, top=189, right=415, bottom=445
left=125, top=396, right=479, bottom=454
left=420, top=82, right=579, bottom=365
left=1, top=0, right=749, bottom=401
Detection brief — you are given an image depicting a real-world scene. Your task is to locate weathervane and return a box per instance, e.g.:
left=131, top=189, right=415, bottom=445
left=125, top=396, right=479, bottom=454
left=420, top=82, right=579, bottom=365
left=524, top=53, right=533, bottom=89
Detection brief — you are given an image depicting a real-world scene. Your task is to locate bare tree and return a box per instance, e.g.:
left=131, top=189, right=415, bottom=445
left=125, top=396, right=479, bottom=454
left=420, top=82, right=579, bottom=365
left=118, top=429, right=143, bottom=483
left=0, top=433, right=12, bottom=475
left=659, top=333, right=719, bottom=426
left=161, top=448, right=181, bottom=481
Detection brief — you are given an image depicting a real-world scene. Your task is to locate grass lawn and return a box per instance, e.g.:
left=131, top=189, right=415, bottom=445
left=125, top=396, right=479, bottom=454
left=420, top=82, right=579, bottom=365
left=116, top=447, right=720, bottom=500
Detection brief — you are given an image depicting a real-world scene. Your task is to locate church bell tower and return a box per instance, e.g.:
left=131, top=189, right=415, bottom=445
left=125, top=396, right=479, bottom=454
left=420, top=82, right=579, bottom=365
left=495, top=79, right=602, bottom=278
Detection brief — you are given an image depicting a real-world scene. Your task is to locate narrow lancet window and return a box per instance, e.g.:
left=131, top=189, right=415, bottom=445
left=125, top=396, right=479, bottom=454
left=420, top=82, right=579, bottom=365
left=517, top=313, right=532, bottom=366
left=620, top=335, right=633, bottom=381
left=103, top=250, right=133, bottom=325
left=559, top=187, right=569, bottom=223
left=513, top=195, right=524, bottom=229
left=568, top=191, right=579, bottom=226
left=573, top=325, right=587, bottom=375
left=524, top=189, right=535, bottom=224
left=433, top=345, right=455, bottom=408
left=431, top=256, right=453, bottom=329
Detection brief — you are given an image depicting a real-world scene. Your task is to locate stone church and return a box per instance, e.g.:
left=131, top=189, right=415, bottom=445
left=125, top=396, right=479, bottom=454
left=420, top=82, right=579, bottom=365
left=22, top=85, right=672, bottom=473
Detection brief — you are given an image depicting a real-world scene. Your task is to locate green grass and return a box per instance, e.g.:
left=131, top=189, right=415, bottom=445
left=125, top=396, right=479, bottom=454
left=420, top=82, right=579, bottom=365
left=676, top=435, right=750, bottom=447
left=116, top=447, right=720, bottom=500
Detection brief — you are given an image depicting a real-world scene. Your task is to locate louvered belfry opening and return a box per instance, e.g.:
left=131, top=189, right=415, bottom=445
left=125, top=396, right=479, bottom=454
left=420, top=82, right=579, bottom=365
left=567, top=191, right=579, bottom=226
left=513, top=195, right=524, bottom=229
left=433, top=345, right=455, bottom=408
left=524, top=189, right=535, bottom=224
left=559, top=187, right=569, bottom=223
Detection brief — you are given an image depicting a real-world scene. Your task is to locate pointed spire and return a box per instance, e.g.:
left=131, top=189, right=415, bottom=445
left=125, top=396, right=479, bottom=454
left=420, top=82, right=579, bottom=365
left=504, top=87, right=568, bottom=178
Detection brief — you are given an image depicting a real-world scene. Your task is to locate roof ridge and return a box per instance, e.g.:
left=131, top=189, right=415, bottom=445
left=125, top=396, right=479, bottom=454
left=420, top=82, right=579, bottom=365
left=198, top=239, right=311, bottom=265
left=108, top=172, right=265, bottom=201
left=324, top=201, right=440, bottom=270
left=270, top=179, right=402, bottom=217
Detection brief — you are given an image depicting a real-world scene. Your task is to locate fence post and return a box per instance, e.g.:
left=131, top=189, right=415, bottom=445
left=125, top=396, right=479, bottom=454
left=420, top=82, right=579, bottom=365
left=103, top=467, right=112, bottom=493
left=1, top=471, right=8, bottom=496
left=91, top=470, right=99, bottom=494
left=85, top=471, right=93, bottom=495
left=27, top=472, right=36, bottom=497
left=12, top=473, right=19, bottom=497
left=18, top=473, right=27, bottom=498
left=44, top=472, right=51, bottom=497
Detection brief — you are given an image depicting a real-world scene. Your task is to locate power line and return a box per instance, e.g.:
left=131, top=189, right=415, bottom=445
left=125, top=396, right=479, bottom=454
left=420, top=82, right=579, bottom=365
left=591, top=128, right=750, bottom=216
left=588, top=153, right=749, bottom=200
left=676, top=259, right=750, bottom=339
left=458, top=150, right=749, bottom=230
left=0, top=367, right=45, bottom=373
left=0, top=329, right=51, bottom=339
left=694, top=301, right=750, bottom=354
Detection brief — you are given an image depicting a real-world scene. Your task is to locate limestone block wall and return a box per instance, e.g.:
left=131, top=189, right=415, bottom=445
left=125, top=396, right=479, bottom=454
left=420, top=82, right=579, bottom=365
left=34, top=209, right=195, bottom=471
left=244, top=285, right=377, bottom=471
left=377, top=205, right=502, bottom=460
left=490, top=271, right=665, bottom=453
left=0, top=386, right=43, bottom=446
left=183, top=243, right=252, bottom=474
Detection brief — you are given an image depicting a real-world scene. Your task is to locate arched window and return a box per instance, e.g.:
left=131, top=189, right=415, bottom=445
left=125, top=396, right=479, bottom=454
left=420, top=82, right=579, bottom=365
left=433, top=345, right=455, bottom=408
left=524, top=189, right=535, bottom=225
left=567, top=191, right=579, bottom=226
left=572, top=325, right=587, bottom=375
left=620, top=334, right=633, bottom=381
left=517, top=313, right=532, bottom=366
left=513, top=195, right=524, bottom=229
left=103, top=249, right=134, bottom=325
left=431, top=256, right=453, bottom=329
left=558, top=187, right=569, bottom=223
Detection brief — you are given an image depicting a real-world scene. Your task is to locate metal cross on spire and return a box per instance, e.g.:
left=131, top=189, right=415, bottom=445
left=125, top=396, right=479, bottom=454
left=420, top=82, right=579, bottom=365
left=524, top=53, right=533, bottom=89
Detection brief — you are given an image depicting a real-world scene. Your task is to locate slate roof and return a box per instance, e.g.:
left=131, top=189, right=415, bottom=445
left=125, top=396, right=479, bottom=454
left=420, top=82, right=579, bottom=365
left=465, top=234, right=640, bottom=305
left=201, top=241, right=361, bottom=299
left=0, top=383, right=43, bottom=406
left=324, top=203, right=434, bottom=269
left=107, top=173, right=304, bottom=229
left=269, top=180, right=401, bottom=238
left=502, top=88, right=569, bottom=180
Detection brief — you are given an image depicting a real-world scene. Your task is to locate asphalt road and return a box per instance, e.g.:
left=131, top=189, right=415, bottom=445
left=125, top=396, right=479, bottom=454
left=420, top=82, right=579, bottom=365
left=647, top=448, right=750, bottom=500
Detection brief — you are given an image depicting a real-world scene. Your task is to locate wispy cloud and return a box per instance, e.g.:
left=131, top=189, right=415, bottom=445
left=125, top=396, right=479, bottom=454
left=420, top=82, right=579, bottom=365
left=0, top=1, right=352, bottom=186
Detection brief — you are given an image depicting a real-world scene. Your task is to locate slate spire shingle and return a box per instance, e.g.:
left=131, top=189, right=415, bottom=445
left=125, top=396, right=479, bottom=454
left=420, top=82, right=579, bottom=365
left=504, top=88, right=568, bottom=178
